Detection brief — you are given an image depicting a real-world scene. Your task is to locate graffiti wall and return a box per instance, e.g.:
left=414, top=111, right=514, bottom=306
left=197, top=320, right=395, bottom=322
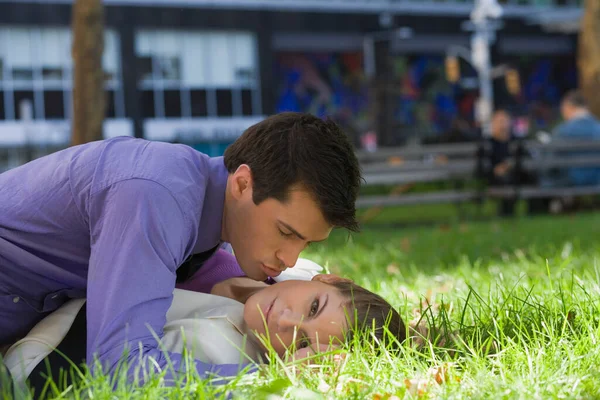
left=274, top=51, right=370, bottom=145
left=497, top=55, right=578, bottom=133
left=274, top=50, right=578, bottom=145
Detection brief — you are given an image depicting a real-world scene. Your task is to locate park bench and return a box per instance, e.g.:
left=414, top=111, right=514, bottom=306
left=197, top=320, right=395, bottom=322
left=356, top=139, right=600, bottom=213
left=356, top=142, right=484, bottom=208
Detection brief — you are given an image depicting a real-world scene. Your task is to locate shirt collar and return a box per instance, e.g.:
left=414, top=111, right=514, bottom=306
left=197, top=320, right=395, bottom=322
left=194, top=156, right=228, bottom=253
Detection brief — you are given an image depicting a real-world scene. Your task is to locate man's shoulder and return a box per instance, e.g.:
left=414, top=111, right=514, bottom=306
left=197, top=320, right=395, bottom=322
left=91, top=137, right=213, bottom=193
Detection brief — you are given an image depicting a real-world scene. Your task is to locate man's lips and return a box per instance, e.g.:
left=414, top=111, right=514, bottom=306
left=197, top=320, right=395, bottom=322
left=261, top=263, right=282, bottom=277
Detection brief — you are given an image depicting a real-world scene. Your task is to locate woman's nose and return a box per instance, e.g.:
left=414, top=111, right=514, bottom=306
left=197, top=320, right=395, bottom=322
left=277, top=309, right=305, bottom=331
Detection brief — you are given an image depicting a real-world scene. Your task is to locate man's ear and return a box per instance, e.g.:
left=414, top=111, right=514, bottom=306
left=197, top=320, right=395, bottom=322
left=311, top=274, right=353, bottom=285
left=230, top=164, right=253, bottom=200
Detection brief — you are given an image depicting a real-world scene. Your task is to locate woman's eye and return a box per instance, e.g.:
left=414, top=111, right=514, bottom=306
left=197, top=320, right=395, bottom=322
left=309, top=299, right=319, bottom=317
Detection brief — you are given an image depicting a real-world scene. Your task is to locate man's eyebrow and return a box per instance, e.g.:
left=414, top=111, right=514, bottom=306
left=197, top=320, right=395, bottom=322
left=278, top=220, right=328, bottom=243
left=278, top=220, right=306, bottom=240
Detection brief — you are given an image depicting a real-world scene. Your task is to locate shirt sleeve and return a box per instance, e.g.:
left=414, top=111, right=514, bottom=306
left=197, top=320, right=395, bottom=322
left=86, top=179, right=253, bottom=385
left=175, top=249, right=246, bottom=294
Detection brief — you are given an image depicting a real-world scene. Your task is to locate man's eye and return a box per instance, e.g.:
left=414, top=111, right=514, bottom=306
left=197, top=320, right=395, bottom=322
left=299, top=338, right=310, bottom=349
left=309, top=299, right=319, bottom=317
left=278, top=228, right=293, bottom=237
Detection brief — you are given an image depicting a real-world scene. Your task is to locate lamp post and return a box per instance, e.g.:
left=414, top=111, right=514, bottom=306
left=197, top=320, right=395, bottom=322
left=467, top=0, right=503, bottom=138
left=447, top=0, right=503, bottom=138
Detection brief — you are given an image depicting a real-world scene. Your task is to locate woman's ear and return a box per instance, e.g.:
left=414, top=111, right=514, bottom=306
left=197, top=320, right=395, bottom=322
left=311, top=274, right=353, bottom=284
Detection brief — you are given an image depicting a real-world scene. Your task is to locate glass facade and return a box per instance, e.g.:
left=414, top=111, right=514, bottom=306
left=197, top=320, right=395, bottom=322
left=135, top=30, right=261, bottom=120
left=0, top=26, right=124, bottom=122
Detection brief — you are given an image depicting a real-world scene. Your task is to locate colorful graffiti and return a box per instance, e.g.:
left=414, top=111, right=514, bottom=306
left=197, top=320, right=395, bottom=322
left=390, top=55, right=478, bottom=142
left=274, top=51, right=578, bottom=145
left=497, top=55, right=578, bottom=133
left=274, top=51, right=370, bottom=144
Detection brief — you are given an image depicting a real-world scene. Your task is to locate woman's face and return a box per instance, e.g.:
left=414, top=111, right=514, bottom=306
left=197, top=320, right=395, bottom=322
left=244, top=280, right=348, bottom=356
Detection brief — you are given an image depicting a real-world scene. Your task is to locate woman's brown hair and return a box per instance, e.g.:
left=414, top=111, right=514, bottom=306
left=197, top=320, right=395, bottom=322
left=331, top=281, right=406, bottom=351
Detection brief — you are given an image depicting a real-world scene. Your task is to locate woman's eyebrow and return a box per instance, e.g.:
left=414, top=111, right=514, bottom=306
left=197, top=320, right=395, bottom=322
left=313, top=294, right=329, bottom=320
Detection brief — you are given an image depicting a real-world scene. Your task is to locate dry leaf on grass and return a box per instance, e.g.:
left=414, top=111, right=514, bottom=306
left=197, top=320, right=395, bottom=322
left=400, top=237, right=412, bottom=252
left=404, top=363, right=460, bottom=397
left=388, top=156, right=404, bottom=165
left=404, top=378, right=429, bottom=397
left=387, top=264, right=400, bottom=275
left=373, top=393, right=401, bottom=400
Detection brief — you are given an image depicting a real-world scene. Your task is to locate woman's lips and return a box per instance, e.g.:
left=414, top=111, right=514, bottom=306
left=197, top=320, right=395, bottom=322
left=265, top=298, right=275, bottom=325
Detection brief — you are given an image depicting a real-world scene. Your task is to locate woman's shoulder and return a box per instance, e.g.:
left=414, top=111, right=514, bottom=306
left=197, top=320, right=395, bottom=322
left=167, top=288, right=244, bottom=321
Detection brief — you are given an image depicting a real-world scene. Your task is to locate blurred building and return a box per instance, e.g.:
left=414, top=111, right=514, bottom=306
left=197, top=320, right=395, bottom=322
left=0, top=0, right=584, bottom=163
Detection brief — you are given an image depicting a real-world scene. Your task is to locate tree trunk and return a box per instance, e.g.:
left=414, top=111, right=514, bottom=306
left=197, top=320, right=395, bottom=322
left=578, top=0, right=600, bottom=118
left=71, top=0, right=105, bottom=146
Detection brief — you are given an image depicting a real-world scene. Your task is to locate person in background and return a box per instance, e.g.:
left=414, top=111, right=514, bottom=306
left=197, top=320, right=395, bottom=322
left=487, top=109, right=517, bottom=216
left=535, top=91, right=600, bottom=213
left=552, top=90, right=600, bottom=187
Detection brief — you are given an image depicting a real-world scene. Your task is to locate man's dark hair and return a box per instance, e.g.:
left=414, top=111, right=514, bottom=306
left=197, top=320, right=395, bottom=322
left=563, top=90, right=587, bottom=109
left=224, top=112, right=362, bottom=232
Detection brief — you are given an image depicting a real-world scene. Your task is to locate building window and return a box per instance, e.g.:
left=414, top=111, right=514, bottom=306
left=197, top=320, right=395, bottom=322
left=135, top=30, right=260, bottom=119
left=0, top=26, right=124, bottom=122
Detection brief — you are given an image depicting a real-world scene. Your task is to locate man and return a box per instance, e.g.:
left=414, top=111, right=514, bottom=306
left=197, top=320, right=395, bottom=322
left=0, top=112, right=362, bottom=385
left=552, top=90, right=600, bottom=186
left=486, top=109, right=516, bottom=216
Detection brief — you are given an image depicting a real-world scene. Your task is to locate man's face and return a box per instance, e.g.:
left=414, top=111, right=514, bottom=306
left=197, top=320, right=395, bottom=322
left=244, top=279, right=348, bottom=356
left=225, top=168, right=332, bottom=281
left=491, top=111, right=511, bottom=141
left=561, top=101, right=574, bottom=121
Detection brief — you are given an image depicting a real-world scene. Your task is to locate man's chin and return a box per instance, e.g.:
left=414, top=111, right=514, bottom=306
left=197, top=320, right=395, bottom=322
left=259, top=263, right=283, bottom=279
left=244, top=265, right=270, bottom=281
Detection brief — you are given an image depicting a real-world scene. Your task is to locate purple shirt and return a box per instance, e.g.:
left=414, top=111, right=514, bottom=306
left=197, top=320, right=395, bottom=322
left=175, top=249, right=245, bottom=294
left=0, top=137, right=249, bottom=382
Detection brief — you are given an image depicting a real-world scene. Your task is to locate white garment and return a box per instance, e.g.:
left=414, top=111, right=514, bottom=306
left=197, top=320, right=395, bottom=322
left=4, top=289, right=263, bottom=387
left=272, top=258, right=323, bottom=282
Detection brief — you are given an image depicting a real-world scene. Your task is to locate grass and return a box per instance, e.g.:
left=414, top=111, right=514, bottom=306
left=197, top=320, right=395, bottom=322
left=3, top=212, right=600, bottom=399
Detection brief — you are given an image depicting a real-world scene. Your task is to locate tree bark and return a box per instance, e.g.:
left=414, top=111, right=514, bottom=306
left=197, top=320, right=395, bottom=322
left=71, top=0, right=105, bottom=146
left=578, top=0, right=600, bottom=118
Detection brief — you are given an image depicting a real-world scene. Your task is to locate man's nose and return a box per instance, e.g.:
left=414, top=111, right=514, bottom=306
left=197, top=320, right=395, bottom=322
left=276, top=245, right=303, bottom=270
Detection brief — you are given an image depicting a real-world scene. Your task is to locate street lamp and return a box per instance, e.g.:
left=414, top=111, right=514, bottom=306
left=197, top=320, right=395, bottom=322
left=450, top=0, right=504, bottom=138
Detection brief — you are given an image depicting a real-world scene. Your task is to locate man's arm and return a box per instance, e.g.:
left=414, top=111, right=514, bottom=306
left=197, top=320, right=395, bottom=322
left=86, top=179, right=252, bottom=385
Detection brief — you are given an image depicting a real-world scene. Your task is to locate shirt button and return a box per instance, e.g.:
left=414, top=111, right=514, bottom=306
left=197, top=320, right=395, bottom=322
left=13, top=297, right=20, bottom=303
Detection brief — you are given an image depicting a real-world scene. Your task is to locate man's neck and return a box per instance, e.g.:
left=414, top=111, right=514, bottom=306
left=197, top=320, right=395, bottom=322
left=570, top=109, right=590, bottom=120
left=221, top=178, right=231, bottom=243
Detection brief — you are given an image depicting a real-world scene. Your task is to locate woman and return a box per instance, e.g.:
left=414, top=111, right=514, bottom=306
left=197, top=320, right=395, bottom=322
left=4, top=254, right=405, bottom=394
